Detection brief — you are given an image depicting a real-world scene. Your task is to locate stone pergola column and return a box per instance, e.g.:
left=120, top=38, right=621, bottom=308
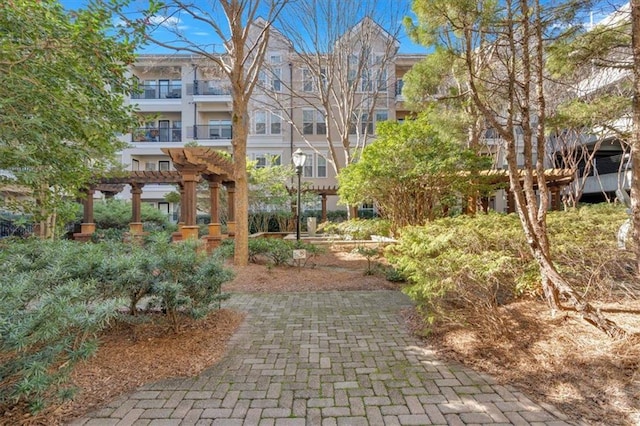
left=81, top=188, right=96, bottom=234
left=550, top=187, right=563, bottom=211
left=321, top=194, right=328, bottom=223
left=180, top=171, right=199, bottom=240
left=178, top=183, right=186, bottom=225
left=208, top=178, right=222, bottom=236
left=129, top=183, right=145, bottom=235
left=226, top=182, right=236, bottom=238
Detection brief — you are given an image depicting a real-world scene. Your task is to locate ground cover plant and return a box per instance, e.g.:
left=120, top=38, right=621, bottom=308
left=318, top=218, right=392, bottom=240
left=388, top=203, right=634, bottom=324
left=216, top=237, right=324, bottom=266
left=0, top=236, right=233, bottom=415
left=389, top=203, right=640, bottom=424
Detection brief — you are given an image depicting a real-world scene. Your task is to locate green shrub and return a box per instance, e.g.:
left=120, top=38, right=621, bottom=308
left=90, top=199, right=169, bottom=229
left=318, top=218, right=392, bottom=240
left=215, top=237, right=323, bottom=266
left=147, top=240, right=232, bottom=331
left=0, top=236, right=234, bottom=412
left=0, top=239, right=118, bottom=413
left=387, top=204, right=631, bottom=325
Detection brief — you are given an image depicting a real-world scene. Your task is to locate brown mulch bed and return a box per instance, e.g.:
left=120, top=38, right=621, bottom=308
left=3, top=246, right=639, bottom=425
left=407, top=300, right=640, bottom=426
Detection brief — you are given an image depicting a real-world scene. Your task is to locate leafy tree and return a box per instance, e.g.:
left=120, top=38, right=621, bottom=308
left=108, top=0, right=289, bottom=266
left=247, top=156, right=316, bottom=232
left=0, top=0, right=138, bottom=238
left=338, top=114, right=490, bottom=229
left=407, top=0, right=624, bottom=335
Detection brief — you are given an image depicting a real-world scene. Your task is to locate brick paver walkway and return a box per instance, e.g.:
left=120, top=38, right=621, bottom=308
left=71, top=291, right=576, bottom=425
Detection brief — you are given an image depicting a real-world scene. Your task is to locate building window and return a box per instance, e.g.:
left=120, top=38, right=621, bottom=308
left=255, top=111, right=266, bottom=135
left=159, top=160, right=170, bottom=171
left=145, top=161, right=156, bottom=171
left=317, top=155, right=327, bottom=178
left=377, top=69, right=387, bottom=92
left=375, top=111, right=388, bottom=133
left=258, top=70, right=267, bottom=88
left=347, top=69, right=357, bottom=87
left=316, top=111, right=326, bottom=135
left=349, top=110, right=388, bottom=135
left=361, top=69, right=372, bottom=92
left=303, top=154, right=313, bottom=178
left=253, top=153, right=281, bottom=168
left=158, top=202, right=170, bottom=216
left=272, top=68, right=281, bottom=92
left=254, top=111, right=281, bottom=135
left=303, top=69, right=313, bottom=92
left=132, top=159, right=139, bottom=171
left=271, top=113, right=281, bottom=135
left=360, top=113, right=373, bottom=134
left=255, top=156, right=267, bottom=168
left=303, top=110, right=315, bottom=135
left=209, top=119, right=232, bottom=139
left=302, top=109, right=325, bottom=135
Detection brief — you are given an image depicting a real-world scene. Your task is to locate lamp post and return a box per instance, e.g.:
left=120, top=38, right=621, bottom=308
left=292, top=148, right=307, bottom=242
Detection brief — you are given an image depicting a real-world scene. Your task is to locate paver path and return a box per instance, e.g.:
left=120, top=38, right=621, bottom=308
left=71, top=291, right=576, bottom=425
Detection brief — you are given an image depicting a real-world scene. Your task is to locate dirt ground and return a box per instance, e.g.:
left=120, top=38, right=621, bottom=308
left=3, top=246, right=639, bottom=425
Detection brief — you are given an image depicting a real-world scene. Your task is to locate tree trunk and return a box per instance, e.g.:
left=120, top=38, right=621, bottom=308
left=232, top=101, right=249, bottom=266
left=630, top=0, right=640, bottom=275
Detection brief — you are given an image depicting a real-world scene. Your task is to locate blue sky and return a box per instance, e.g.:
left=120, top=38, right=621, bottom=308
left=60, top=0, right=628, bottom=55
left=59, top=0, right=430, bottom=54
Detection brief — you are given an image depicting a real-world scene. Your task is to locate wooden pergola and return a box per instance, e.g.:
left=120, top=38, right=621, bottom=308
left=286, top=185, right=338, bottom=223
left=468, top=168, right=575, bottom=213
left=75, top=147, right=235, bottom=249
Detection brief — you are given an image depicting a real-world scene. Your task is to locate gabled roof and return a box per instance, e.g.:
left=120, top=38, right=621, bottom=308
left=336, top=16, right=399, bottom=49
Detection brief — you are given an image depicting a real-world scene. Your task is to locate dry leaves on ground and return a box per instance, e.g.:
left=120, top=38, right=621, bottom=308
left=414, top=300, right=640, bottom=426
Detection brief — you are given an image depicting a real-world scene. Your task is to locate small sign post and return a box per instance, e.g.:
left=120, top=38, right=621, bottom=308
left=292, top=249, right=307, bottom=268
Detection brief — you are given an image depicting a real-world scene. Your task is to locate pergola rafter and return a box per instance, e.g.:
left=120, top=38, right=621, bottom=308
left=75, top=148, right=235, bottom=249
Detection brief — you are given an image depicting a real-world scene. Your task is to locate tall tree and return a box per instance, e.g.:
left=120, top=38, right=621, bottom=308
left=0, top=0, right=138, bottom=238
left=258, top=0, right=403, bottom=208
left=111, top=0, right=288, bottom=265
left=408, top=0, right=624, bottom=336
left=338, top=114, right=491, bottom=229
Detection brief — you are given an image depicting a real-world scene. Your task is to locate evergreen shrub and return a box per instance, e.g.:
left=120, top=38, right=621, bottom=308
left=387, top=204, right=631, bottom=325
left=318, top=218, right=392, bottom=240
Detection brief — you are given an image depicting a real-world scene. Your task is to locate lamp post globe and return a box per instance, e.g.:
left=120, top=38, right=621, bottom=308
left=292, top=149, right=307, bottom=242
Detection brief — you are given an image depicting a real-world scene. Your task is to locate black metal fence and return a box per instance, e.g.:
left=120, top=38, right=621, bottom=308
left=0, top=218, right=34, bottom=238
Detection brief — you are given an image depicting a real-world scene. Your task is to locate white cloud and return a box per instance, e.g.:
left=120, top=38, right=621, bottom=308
left=193, top=31, right=210, bottom=37
left=149, top=15, right=182, bottom=28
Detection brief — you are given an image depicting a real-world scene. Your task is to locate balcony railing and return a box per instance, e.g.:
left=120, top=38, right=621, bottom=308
left=187, top=80, right=232, bottom=96
left=188, top=124, right=233, bottom=140
left=132, top=83, right=182, bottom=100
left=132, top=128, right=182, bottom=142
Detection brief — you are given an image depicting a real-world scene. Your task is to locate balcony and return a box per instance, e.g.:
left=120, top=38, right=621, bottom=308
left=188, top=80, right=232, bottom=103
left=132, top=83, right=182, bottom=100
left=132, top=128, right=182, bottom=143
left=188, top=124, right=233, bottom=140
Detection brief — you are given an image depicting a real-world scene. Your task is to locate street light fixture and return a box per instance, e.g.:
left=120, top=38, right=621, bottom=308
left=292, top=148, right=307, bottom=242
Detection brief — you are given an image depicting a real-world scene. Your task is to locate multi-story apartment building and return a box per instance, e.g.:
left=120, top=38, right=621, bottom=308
left=114, top=19, right=424, bottom=220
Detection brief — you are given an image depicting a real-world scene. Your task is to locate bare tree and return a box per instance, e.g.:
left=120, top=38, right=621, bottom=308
left=111, top=0, right=288, bottom=265
left=252, top=0, right=404, bottom=216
